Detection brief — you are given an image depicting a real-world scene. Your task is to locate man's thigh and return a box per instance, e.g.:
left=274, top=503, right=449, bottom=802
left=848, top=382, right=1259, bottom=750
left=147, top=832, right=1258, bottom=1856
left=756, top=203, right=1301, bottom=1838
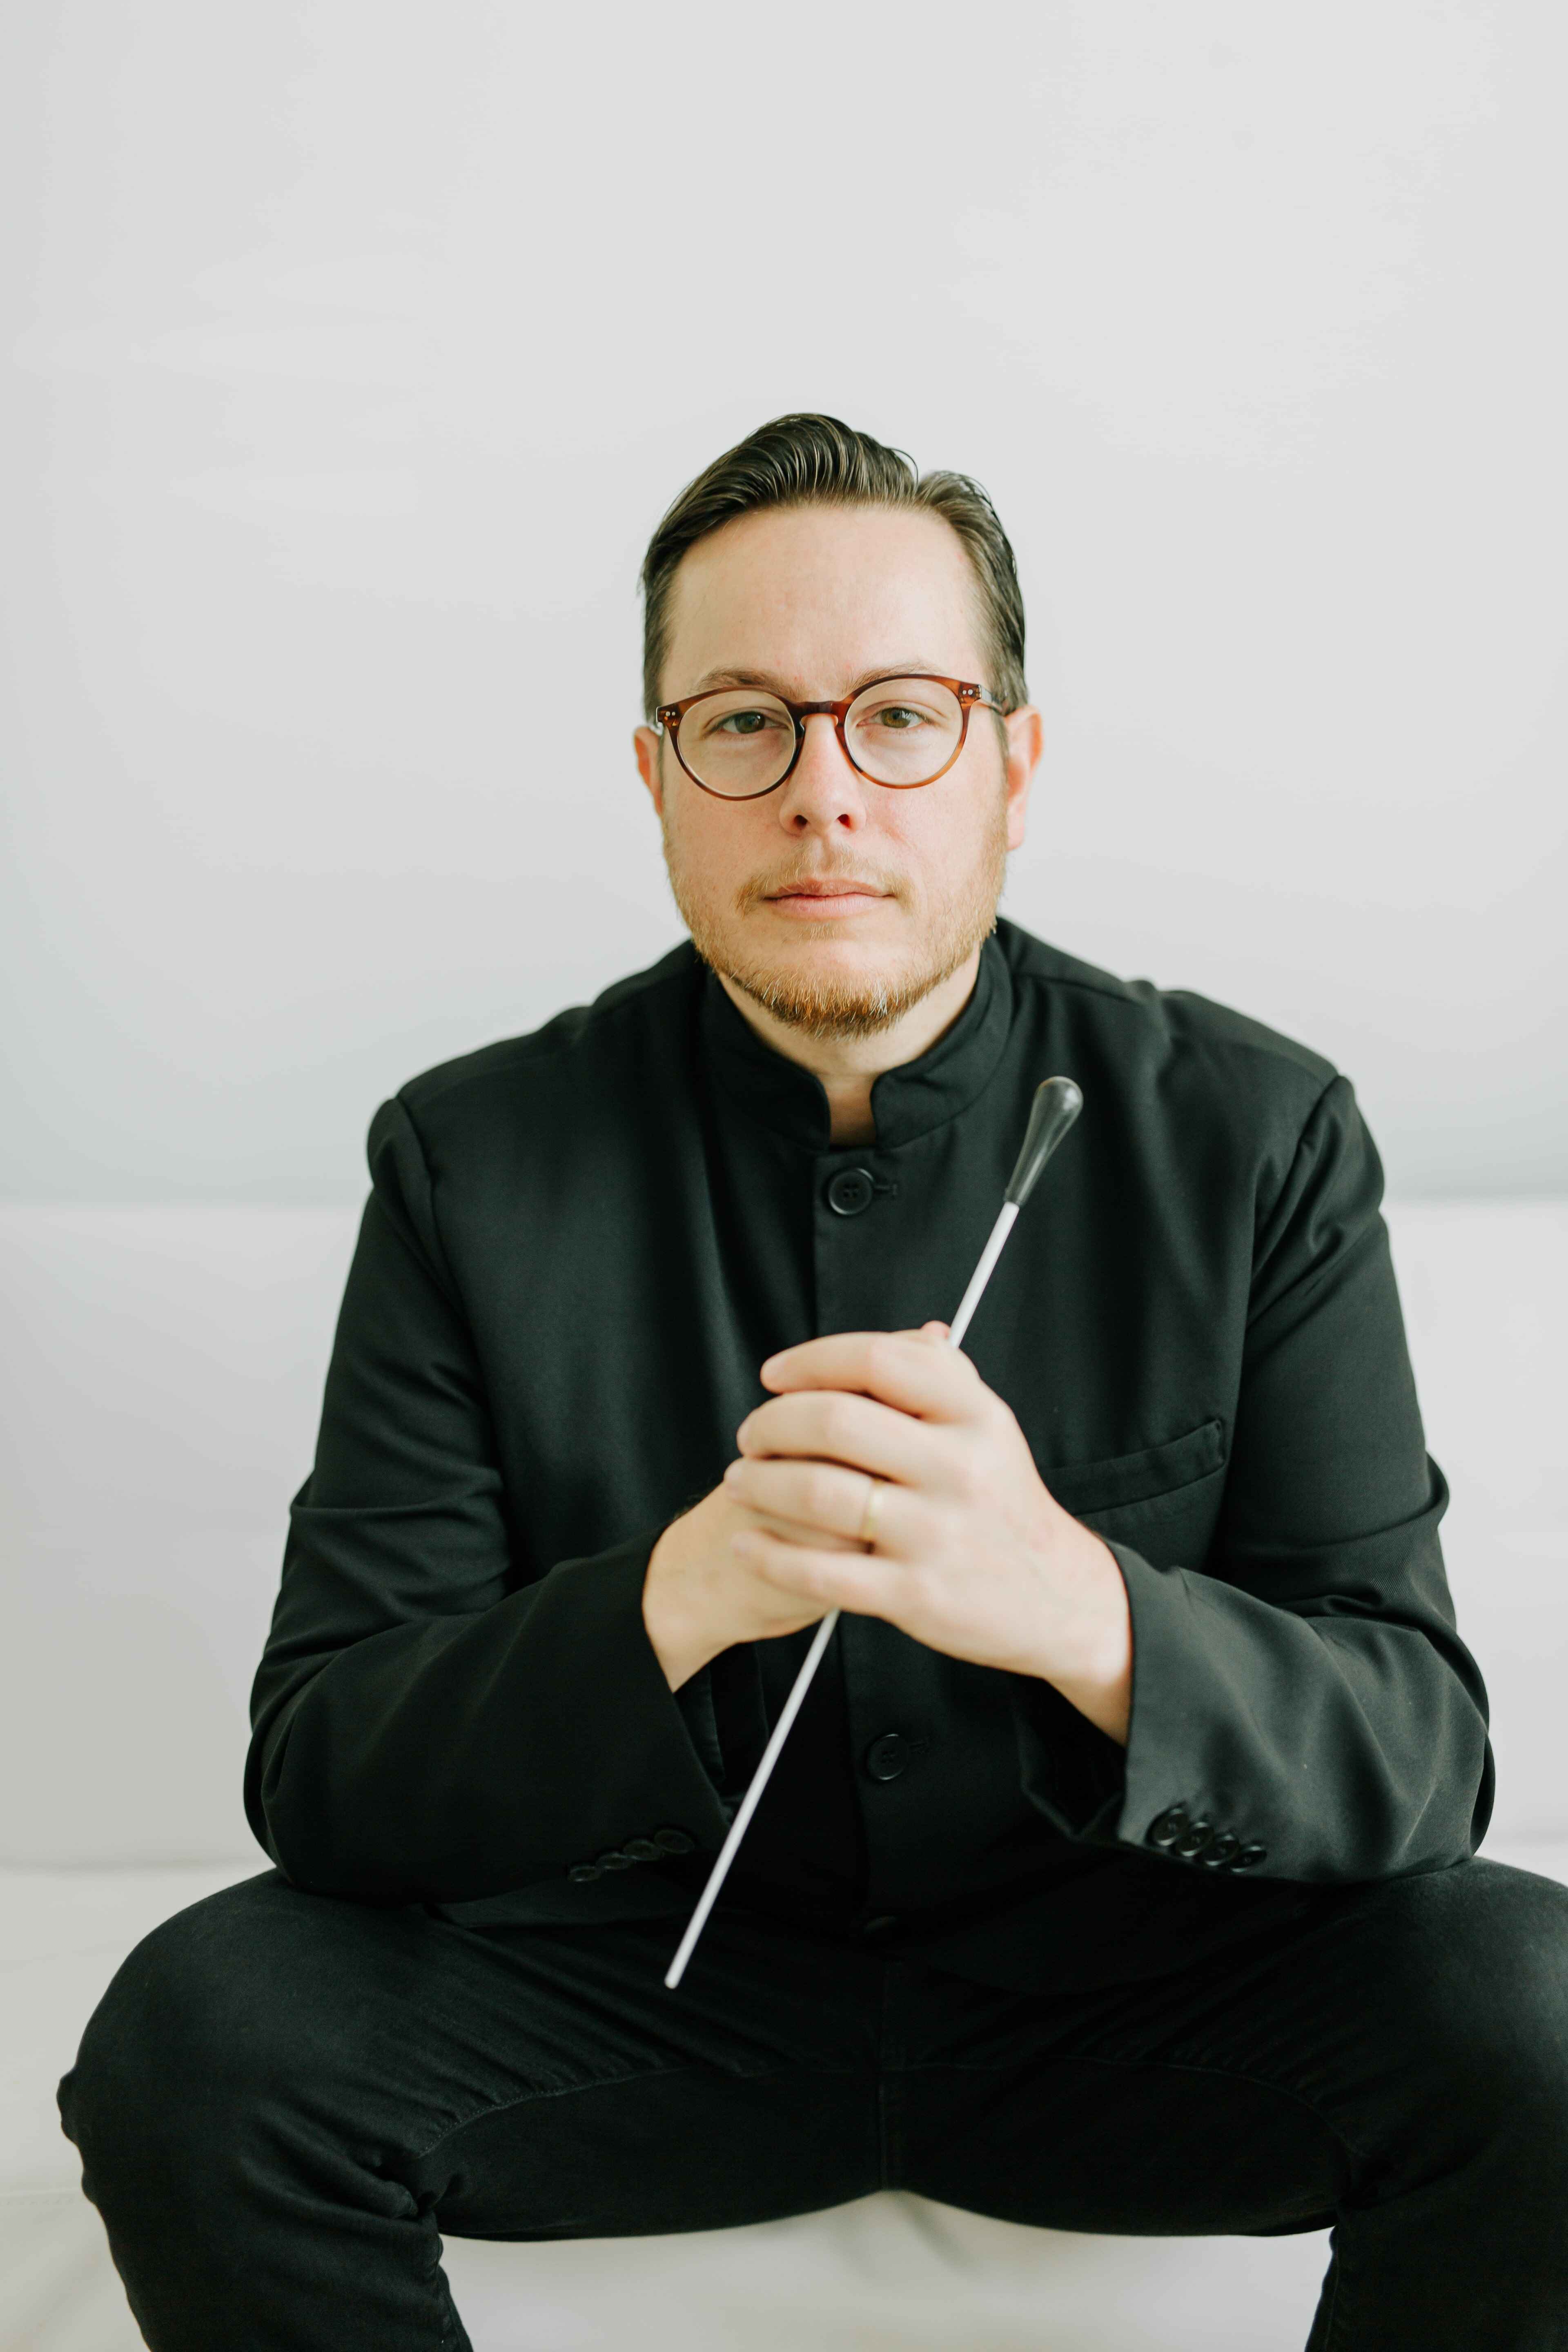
left=62, top=1870, right=886, bottom=2241
left=891, top=1857, right=1568, bottom=2239
left=420, top=1898, right=888, bottom=2237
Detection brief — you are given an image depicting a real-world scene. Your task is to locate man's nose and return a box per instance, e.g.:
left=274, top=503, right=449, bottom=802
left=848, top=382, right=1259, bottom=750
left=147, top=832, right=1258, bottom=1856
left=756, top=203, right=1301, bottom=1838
left=777, top=711, right=867, bottom=827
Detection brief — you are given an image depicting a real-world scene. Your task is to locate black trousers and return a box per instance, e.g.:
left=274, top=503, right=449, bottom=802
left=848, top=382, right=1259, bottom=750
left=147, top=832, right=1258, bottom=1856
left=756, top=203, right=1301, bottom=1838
left=58, top=1857, right=1568, bottom=2352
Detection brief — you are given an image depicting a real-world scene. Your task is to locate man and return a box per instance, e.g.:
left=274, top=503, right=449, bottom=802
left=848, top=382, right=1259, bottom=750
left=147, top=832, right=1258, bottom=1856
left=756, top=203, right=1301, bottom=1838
left=60, top=414, right=1568, bottom=2350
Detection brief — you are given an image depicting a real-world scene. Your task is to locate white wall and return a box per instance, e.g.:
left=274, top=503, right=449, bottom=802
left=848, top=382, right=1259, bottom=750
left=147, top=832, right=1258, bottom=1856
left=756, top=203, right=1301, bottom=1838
left=4, top=1, right=1565, bottom=1203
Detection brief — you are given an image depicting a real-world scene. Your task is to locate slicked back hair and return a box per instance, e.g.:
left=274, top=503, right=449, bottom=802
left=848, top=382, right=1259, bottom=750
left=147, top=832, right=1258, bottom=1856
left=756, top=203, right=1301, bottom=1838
left=639, top=413, right=1028, bottom=724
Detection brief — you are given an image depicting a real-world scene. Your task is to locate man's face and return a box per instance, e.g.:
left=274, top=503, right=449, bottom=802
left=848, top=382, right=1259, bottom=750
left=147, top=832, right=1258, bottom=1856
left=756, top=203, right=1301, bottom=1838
left=634, top=504, right=1042, bottom=1042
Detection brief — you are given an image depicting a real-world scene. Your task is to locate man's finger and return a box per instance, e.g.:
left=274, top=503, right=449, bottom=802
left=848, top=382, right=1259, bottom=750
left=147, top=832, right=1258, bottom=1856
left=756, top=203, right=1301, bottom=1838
left=755, top=1329, right=981, bottom=1421
left=736, top=1387, right=962, bottom=1490
left=726, top=1454, right=913, bottom=1550
left=732, top=1526, right=904, bottom=1619
left=744, top=1499, right=867, bottom=1552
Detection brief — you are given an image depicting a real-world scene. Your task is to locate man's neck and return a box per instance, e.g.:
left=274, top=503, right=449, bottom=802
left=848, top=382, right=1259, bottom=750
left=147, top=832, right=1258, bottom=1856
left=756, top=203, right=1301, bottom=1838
left=714, top=949, right=982, bottom=1147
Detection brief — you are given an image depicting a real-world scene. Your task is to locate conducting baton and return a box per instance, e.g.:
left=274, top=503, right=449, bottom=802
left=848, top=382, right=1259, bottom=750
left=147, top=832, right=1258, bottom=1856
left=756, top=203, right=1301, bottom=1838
left=664, top=1075, right=1084, bottom=1990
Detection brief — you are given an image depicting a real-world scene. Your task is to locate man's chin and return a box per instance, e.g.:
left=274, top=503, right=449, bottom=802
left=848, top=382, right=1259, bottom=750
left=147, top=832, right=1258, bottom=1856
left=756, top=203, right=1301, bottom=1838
left=699, top=934, right=969, bottom=1044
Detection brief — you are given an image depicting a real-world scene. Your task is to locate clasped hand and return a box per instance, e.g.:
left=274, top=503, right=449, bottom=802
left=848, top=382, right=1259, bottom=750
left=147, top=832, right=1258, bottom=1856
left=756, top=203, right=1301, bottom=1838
left=721, top=1323, right=1131, bottom=1744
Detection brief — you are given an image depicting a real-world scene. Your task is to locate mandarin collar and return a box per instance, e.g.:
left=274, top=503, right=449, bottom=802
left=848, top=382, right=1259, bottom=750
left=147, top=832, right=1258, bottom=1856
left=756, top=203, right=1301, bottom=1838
left=697, top=929, right=1014, bottom=1153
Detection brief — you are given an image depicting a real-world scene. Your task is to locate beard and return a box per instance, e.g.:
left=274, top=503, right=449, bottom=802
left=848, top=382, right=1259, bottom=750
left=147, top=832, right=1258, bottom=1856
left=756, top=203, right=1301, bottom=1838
left=660, top=789, right=1011, bottom=1044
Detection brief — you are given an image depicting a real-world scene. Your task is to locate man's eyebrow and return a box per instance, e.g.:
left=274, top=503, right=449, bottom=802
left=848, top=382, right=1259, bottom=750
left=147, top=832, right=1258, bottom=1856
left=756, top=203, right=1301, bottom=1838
left=685, top=659, right=945, bottom=697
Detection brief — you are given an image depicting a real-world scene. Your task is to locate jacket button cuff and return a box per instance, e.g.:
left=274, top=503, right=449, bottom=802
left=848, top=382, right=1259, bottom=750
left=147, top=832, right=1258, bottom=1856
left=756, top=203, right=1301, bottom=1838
left=1146, top=1804, right=1190, bottom=1848
left=595, top=1849, right=636, bottom=1871
left=653, top=1826, right=696, bottom=1854
left=1200, top=1832, right=1241, bottom=1868
left=621, top=1838, right=662, bottom=1862
left=1232, top=1842, right=1268, bottom=1870
left=567, top=1862, right=601, bottom=1884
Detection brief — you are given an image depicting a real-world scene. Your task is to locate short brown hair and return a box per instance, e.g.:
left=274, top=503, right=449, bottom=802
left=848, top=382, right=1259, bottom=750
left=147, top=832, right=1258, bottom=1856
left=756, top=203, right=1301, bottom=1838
left=639, top=412, right=1028, bottom=722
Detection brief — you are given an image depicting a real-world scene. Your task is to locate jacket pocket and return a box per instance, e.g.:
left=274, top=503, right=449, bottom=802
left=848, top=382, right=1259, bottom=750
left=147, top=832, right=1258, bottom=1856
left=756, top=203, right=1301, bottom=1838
left=1044, top=1418, right=1227, bottom=1522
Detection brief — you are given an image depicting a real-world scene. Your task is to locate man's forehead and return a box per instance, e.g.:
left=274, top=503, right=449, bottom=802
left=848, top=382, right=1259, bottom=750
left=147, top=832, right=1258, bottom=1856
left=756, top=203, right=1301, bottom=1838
left=685, top=655, right=948, bottom=698
left=663, top=505, right=985, bottom=695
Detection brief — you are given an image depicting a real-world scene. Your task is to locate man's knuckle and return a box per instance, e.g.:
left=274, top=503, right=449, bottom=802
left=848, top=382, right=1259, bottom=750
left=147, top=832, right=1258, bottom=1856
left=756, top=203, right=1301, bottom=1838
left=950, top=1452, right=982, bottom=1504
left=820, top=1394, right=859, bottom=1452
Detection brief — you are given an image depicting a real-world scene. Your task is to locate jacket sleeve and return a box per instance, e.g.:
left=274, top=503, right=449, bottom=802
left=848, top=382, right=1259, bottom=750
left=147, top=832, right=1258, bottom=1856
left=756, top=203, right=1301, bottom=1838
left=244, top=1095, right=733, bottom=1905
left=1019, top=1073, right=1494, bottom=1883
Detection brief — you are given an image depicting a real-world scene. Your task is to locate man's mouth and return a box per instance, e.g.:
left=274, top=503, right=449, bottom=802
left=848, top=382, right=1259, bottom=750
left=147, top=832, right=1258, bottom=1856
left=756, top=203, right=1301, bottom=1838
left=766, top=886, right=886, bottom=921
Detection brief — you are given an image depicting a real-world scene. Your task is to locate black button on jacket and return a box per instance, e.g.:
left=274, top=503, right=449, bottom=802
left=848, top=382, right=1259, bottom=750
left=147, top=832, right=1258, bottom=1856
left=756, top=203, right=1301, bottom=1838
left=245, top=921, right=1493, bottom=1993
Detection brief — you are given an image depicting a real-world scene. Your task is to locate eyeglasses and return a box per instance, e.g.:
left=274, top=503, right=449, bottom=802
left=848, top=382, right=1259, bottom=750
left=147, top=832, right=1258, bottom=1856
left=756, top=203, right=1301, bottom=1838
left=655, top=674, right=1002, bottom=800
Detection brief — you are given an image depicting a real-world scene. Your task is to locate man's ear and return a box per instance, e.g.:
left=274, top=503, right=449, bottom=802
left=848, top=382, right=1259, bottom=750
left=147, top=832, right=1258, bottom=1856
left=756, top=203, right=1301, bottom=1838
left=1002, top=704, right=1044, bottom=852
left=634, top=724, right=665, bottom=819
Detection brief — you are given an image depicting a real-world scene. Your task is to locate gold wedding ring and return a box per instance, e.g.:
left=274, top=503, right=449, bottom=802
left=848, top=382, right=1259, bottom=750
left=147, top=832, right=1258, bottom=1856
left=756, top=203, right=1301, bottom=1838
left=858, top=1474, right=884, bottom=1548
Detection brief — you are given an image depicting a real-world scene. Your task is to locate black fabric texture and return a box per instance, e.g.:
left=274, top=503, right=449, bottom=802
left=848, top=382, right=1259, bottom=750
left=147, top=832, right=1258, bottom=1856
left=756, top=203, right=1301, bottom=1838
left=241, top=919, right=1493, bottom=1986
left=58, top=1858, right=1568, bottom=2351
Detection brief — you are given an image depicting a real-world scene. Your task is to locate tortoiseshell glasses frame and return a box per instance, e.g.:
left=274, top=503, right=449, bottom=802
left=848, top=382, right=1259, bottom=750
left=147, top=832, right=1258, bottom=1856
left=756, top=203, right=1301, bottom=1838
left=654, top=674, right=1003, bottom=801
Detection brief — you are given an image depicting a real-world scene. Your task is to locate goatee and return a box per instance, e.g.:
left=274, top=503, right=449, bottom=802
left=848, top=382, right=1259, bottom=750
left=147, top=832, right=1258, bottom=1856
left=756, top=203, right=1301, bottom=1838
left=661, top=797, right=1009, bottom=1045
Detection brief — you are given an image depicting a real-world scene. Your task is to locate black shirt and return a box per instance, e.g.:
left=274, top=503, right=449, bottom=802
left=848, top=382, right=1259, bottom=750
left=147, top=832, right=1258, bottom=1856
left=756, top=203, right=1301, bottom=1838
left=247, top=920, right=1492, bottom=1992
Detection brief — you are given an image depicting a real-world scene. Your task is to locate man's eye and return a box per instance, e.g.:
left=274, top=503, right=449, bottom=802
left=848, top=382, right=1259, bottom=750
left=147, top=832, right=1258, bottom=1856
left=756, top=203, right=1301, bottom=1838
left=712, top=709, right=780, bottom=737
left=871, top=705, right=927, bottom=730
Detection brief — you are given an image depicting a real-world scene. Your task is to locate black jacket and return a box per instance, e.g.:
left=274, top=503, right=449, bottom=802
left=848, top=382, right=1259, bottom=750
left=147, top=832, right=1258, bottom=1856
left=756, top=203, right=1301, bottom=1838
left=246, top=920, right=1492, bottom=1992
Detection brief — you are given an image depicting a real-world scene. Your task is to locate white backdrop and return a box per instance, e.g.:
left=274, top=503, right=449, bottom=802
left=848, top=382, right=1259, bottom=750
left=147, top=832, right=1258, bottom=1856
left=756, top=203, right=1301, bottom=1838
left=4, top=0, right=1565, bottom=1204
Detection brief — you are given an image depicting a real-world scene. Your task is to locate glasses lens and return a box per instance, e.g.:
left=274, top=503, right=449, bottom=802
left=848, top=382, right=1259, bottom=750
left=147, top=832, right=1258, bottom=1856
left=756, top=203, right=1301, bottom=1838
left=844, top=678, right=964, bottom=785
left=676, top=691, right=796, bottom=796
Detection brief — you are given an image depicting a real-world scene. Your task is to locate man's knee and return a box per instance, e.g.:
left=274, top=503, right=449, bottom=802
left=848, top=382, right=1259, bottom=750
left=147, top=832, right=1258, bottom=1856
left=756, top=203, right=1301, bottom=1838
left=1371, top=1859, right=1568, bottom=2163
left=58, top=1870, right=375, bottom=2195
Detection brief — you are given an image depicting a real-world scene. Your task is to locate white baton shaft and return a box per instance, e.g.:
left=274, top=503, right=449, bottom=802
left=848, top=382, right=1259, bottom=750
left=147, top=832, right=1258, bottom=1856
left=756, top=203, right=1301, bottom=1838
left=663, top=1077, right=1082, bottom=1991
